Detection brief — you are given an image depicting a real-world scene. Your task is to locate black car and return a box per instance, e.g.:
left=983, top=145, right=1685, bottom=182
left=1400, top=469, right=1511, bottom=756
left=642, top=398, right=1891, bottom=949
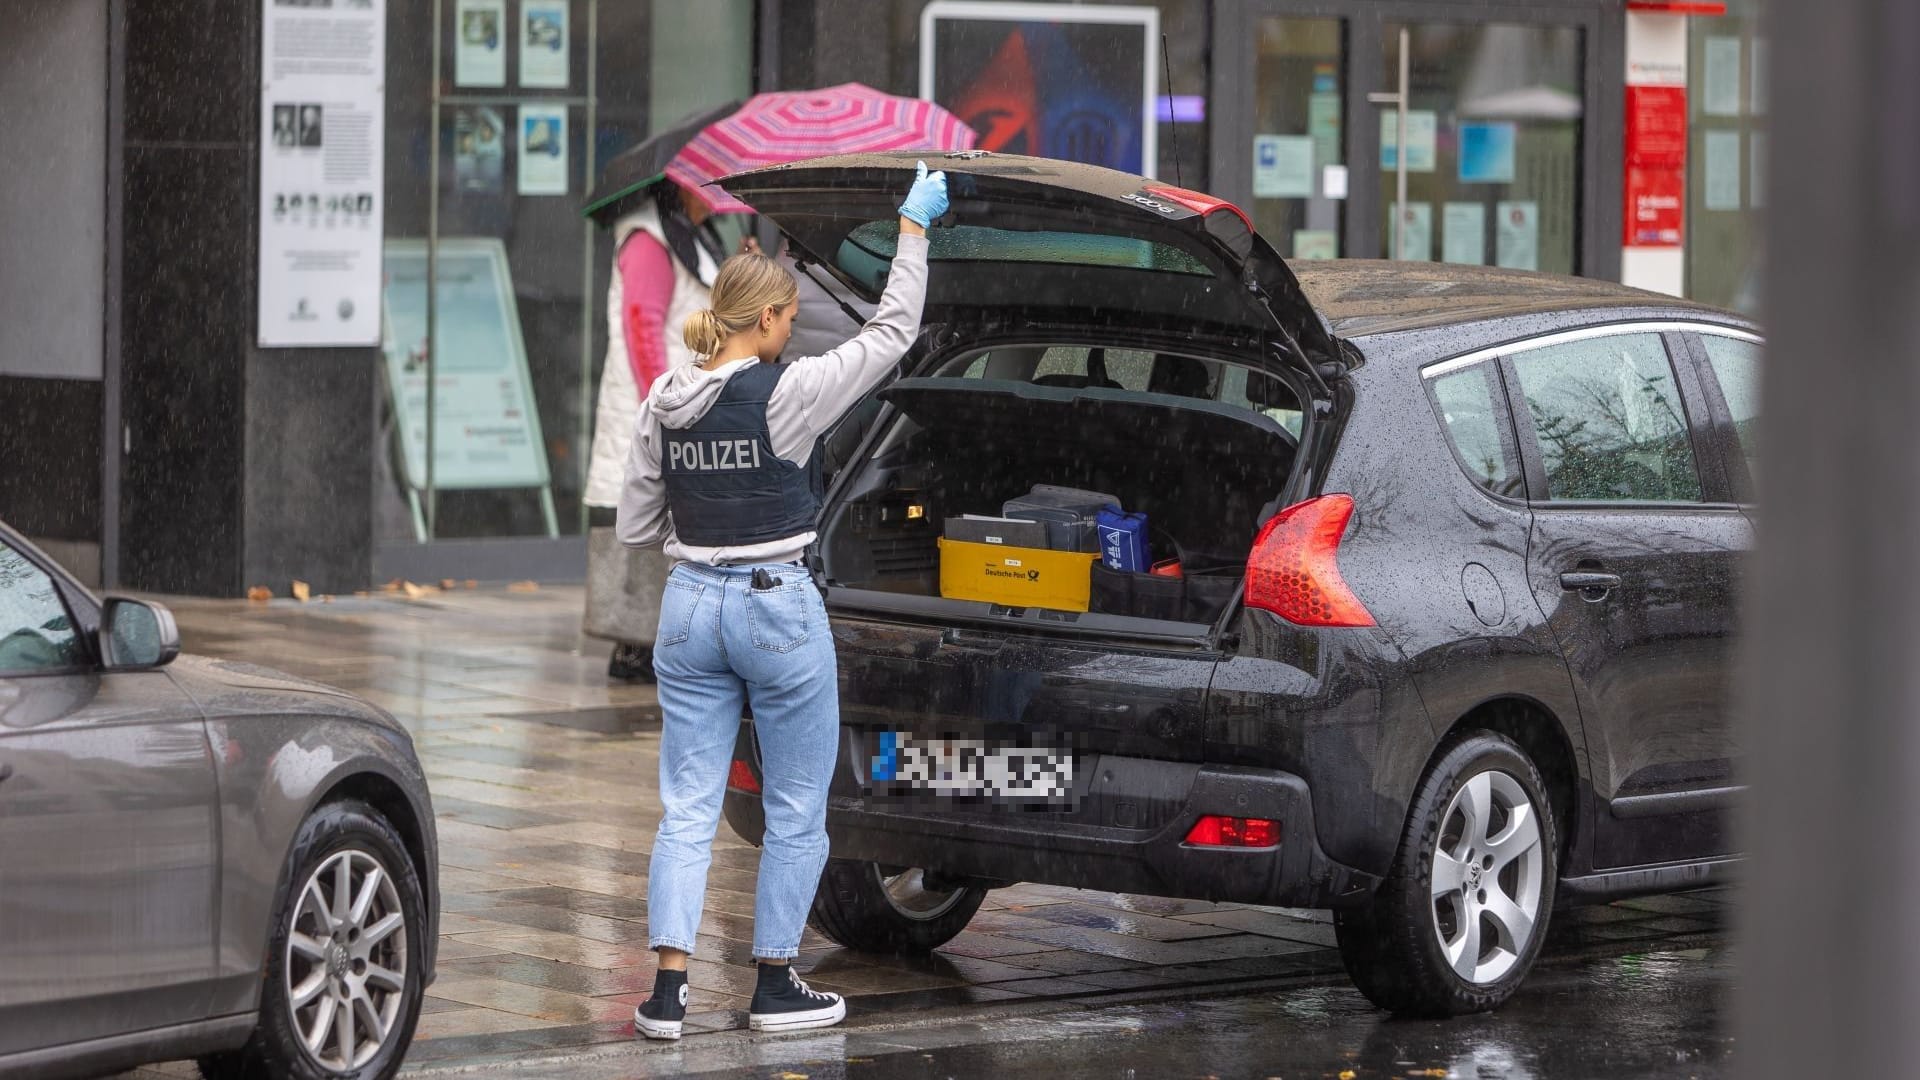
left=717, top=152, right=1758, bottom=1016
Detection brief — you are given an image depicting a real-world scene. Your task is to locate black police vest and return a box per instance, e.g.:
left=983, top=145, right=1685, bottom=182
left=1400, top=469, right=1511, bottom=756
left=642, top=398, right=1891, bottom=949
left=661, top=362, right=822, bottom=548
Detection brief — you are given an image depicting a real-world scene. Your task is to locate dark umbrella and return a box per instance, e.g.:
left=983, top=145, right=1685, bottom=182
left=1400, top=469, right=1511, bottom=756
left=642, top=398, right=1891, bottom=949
left=581, top=100, right=741, bottom=226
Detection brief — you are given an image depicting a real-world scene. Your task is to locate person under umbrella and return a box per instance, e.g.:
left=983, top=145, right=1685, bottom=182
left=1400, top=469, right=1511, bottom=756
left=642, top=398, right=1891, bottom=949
left=581, top=103, right=739, bottom=682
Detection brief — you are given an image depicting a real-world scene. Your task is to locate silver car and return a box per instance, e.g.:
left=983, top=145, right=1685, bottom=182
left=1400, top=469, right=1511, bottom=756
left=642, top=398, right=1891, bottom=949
left=0, top=523, right=439, bottom=1080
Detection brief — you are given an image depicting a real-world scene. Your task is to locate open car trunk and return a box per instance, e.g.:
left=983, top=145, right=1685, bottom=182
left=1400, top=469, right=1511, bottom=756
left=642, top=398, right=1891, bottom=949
left=817, top=373, right=1300, bottom=639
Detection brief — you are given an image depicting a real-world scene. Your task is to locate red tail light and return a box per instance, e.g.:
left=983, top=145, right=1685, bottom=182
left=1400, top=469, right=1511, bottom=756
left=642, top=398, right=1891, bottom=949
left=1244, top=494, right=1375, bottom=627
left=1184, top=815, right=1280, bottom=848
left=727, top=759, right=762, bottom=795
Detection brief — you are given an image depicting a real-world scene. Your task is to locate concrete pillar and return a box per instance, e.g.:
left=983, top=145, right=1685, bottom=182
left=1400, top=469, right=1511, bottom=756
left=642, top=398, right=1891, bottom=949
left=1737, top=0, right=1920, bottom=1074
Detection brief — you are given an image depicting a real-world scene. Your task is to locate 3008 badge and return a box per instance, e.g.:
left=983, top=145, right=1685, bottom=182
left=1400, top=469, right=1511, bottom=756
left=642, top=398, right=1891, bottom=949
left=1123, top=191, right=1182, bottom=215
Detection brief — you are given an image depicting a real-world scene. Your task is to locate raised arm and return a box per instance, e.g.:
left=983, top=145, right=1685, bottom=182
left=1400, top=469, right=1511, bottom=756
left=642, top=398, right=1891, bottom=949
left=765, top=163, right=947, bottom=462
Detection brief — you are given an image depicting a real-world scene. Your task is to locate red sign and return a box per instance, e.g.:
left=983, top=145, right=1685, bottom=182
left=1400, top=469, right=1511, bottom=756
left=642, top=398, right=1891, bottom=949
left=1625, top=85, right=1688, bottom=167
left=1627, top=1, right=1727, bottom=14
left=1623, top=84, right=1687, bottom=247
left=1625, top=165, right=1685, bottom=246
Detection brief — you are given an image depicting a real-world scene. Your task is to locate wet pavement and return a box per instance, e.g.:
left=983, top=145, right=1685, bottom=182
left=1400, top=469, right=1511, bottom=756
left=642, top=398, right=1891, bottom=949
left=106, top=584, right=1734, bottom=1077
left=430, top=945, right=1733, bottom=1079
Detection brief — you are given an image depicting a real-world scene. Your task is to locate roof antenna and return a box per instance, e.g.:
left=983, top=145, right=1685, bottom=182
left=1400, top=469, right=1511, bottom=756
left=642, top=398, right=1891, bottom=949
left=1161, top=33, right=1182, bottom=188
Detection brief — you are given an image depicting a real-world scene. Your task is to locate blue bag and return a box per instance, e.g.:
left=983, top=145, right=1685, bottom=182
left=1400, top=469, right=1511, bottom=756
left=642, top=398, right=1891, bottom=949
left=1096, top=506, right=1150, bottom=572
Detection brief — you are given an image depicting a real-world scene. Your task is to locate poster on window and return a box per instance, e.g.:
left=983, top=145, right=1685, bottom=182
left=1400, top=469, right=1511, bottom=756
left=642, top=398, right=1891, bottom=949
left=1496, top=201, right=1540, bottom=270
left=380, top=239, right=549, bottom=493
left=921, top=2, right=1159, bottom=176
left=455, top=0, right=506, bottom=88
left=1388, top=201, right=1433, bottom=262
left=519, top=0, right=569, bottom=89
left=258, top=0, right=385, bottom=347
left=517, top=105, right=568, bottom=195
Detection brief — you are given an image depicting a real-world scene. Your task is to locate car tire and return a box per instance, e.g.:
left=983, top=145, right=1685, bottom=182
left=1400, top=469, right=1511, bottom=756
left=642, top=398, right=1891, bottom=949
left=198, top=799, right=427, bottom=1080
left=808, top=858, right=988, bottom=954
left=1333, top=731, right=1558, bottom=1017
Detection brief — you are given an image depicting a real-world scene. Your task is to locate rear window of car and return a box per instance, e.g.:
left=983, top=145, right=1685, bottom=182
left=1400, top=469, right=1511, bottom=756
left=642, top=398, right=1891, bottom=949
left=1507, top=332, right=1703, bottom=503
left=1426, top=362, right=1524, bottom=498
left=840, top=220, right=1214, bottom=276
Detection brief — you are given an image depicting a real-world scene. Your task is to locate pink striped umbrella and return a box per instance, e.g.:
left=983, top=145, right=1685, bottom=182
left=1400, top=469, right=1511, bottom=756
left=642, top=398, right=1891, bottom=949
left=667, top=82, right=976, bottom=214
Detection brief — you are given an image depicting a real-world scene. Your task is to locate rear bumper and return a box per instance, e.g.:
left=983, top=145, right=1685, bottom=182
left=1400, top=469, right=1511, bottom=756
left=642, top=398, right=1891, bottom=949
left=723, top=751, right=1379, bottom=910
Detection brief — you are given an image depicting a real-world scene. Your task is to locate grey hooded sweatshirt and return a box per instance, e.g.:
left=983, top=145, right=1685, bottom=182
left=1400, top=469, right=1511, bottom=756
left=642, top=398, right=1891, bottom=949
left=615, top=232, right=929, bottom=566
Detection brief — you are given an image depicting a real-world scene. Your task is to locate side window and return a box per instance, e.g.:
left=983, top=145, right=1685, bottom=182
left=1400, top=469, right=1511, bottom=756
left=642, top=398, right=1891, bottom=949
left=0, top=542, right=86, bottom=675
left=1698, top=334, right=1761, bottom=482
left=1427, top=363, right=1524, bottom=498
left=1508, top=333, right=1703, bottom=503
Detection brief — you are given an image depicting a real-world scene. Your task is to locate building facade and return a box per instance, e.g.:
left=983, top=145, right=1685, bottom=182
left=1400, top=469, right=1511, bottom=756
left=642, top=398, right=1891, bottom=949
left=0, top=0, right=1766, bottom=596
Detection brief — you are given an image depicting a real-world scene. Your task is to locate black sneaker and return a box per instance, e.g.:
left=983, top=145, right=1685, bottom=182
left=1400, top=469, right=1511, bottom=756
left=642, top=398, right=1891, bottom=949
left=634, top=970, right=688, bottom=1040
left=748, top=963, right=845, bottom=1033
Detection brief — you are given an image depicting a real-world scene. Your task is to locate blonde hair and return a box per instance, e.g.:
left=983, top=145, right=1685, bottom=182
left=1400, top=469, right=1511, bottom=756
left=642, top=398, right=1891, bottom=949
left=682, top=253, right=799, bottom=357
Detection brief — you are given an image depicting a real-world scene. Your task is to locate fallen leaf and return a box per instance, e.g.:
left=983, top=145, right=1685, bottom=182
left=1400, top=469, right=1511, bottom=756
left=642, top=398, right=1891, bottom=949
left=381, top=578, right=402, bottom=592
left=1410, top=1071, right=1447, bottom=1078
left=1339, top=1072, right=1357, bottom=1080
left=775, top=1073, right=809, bottom=1080
left=508, top=580, right=540, bottom=592
left=320, top=595, right=334, bottom=603
left=291, top=580, right=310, bottom=602
left=439, top=578, right=457, bottom=590
left=353, top=590, right=370, bottom=598
left=402, top=581, right=427, bottom=600
left=246, top=586, right=271, bottom=602
left=464, top=579, right=478, bottom=589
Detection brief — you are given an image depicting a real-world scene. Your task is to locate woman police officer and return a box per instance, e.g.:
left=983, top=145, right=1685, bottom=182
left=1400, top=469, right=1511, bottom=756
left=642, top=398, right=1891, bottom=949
left=616, top=163, right=948, bottom=1038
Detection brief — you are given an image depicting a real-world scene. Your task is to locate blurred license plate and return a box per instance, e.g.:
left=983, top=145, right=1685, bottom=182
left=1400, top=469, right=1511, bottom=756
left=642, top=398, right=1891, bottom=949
left=867, top=731, right=1075, bottom=805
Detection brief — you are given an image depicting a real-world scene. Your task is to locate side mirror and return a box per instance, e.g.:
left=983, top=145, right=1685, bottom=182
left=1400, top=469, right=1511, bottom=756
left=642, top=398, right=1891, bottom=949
left=100, top=598, right=181, bottom=670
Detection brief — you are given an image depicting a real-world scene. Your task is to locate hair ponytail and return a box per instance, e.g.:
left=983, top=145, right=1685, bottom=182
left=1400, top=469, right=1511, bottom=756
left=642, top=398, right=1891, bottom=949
left=682, top=308, right=726, bottom=357
left=680, top=253, right=798, bottom=359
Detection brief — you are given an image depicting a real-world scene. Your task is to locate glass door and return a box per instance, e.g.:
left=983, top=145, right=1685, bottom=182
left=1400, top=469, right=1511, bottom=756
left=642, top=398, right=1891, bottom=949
left=1370, top=19, right=1585, bottom=273
left=1249, top=16, right=1348, bottom=261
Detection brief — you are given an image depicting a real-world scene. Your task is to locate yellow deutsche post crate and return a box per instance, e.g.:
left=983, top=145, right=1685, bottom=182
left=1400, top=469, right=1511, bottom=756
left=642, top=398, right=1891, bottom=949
left=936, top=537, right=1097, bottom=612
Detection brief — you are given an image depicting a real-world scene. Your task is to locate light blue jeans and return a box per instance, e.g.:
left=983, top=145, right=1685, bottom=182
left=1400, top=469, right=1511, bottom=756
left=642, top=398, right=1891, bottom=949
left=646, top=561, right=839, bottom=960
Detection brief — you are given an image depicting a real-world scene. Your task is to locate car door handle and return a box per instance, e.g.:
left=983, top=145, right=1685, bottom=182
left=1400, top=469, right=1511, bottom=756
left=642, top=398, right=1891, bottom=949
left=1560, top=571, right=1622, bottom=597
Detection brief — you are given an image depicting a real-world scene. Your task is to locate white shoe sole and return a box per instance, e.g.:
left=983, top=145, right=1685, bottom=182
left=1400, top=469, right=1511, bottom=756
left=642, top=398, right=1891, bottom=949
left=748, top=997, right=847, bottom=1032
left=633, top=1008, right=683, bottom=1041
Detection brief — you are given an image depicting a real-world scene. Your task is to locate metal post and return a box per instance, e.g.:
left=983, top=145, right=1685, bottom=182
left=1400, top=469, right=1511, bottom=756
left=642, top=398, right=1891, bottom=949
left=425, top=0, right=442, bottom=539
left=577, top=0, right=599, bottom=538
left=1366, top=25, right=1411, bottom=261
left=1738, top=0, right=1920, bottom=1076
left=1394, top=26, right=1409, bottom=262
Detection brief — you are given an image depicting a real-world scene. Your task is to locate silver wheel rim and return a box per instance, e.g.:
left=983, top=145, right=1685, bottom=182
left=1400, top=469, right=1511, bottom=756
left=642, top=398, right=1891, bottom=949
left=1429, top=769, right=1544, bottom=985
left=876, top=866, right=968, bottom=921
left=286, top=847, right=409, bottom=1072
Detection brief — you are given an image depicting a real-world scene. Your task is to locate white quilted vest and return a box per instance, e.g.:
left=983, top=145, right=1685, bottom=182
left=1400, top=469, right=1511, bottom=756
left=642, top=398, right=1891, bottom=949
left=583, top=203, right=717, bottom=508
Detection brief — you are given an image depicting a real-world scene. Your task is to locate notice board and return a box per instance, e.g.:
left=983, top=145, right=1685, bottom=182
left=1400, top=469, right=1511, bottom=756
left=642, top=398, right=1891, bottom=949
left=379, top=239, right=550, bottom=494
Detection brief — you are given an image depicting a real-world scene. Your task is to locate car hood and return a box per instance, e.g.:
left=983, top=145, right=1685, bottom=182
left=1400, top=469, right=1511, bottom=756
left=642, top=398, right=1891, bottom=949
left=165, top=654, right=403, bottom=730
left=717, top=151, right=1340, bottom=376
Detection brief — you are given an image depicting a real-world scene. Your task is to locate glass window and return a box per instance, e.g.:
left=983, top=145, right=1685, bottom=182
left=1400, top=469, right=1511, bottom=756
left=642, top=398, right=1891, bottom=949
left=1428, top=364, right=1524, bottom=498
left=0, top=543, right=85, bottom=675
left=1379, top=23, right=1583, bottom=275
left=1699, top=334, right=1761, bottom=480
left=932, top=347, right=1303, bottom=432
left=376, top=2, right=754, bottom=547
left=1685, top=0, right=1768, bottom=312
left=1509, top=333, right=1703, bottom=503
left=1252, top=17, right=1345, bottom=260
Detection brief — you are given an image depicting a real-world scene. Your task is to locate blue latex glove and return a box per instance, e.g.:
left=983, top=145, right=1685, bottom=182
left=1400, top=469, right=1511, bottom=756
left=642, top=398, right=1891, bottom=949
left=898, top=160, right=949, bottom=228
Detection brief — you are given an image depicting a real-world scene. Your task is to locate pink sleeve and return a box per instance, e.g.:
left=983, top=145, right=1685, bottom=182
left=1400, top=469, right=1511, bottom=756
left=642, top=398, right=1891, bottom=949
left=617, top=232, right=677, bottom=398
